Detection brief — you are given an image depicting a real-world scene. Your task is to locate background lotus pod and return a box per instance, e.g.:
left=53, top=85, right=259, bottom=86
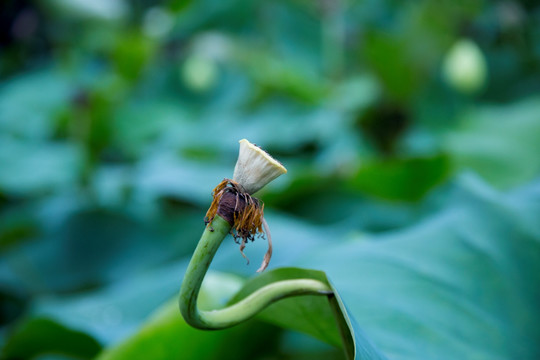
left=442, top=39, right=488, bottom=94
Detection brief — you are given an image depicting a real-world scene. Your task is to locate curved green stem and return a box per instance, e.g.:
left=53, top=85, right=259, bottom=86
left=179, top=215, right=333, bottom=330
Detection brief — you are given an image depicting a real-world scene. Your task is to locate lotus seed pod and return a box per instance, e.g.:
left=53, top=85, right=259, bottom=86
left=442, top=39, right=488, bottom=94
left=232, top=139, right=287, bottom=195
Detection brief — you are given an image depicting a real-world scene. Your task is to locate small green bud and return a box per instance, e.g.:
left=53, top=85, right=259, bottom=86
left=442, top=39, right=488, bottom=94
left=181, top=55, right=218, bottom=92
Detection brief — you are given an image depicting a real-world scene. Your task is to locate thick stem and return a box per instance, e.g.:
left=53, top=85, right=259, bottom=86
left=179, top=215, right=333, bottom=330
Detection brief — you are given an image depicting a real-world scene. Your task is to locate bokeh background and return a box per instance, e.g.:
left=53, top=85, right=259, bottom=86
left=1, top=0, right=540, bottom=359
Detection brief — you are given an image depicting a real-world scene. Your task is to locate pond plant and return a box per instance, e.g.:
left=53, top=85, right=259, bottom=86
left=179, top=139, right=355, bottom=359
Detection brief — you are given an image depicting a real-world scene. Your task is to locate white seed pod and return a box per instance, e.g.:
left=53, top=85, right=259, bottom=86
left=232, top=139, right=287, bottom=195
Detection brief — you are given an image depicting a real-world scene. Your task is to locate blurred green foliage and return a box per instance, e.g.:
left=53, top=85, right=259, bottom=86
left=1, top=0, right=540, bottom=359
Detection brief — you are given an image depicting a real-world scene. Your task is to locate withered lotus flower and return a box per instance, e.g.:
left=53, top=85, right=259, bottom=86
left=205, top=139, right=287, bottom=272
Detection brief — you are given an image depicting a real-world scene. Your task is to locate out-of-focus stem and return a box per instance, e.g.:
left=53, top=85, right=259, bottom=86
left=322, top=0, right=345, bottom=80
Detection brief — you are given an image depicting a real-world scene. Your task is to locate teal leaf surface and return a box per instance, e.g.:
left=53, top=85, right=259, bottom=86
left=295, top=176, right=540, bottom=359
